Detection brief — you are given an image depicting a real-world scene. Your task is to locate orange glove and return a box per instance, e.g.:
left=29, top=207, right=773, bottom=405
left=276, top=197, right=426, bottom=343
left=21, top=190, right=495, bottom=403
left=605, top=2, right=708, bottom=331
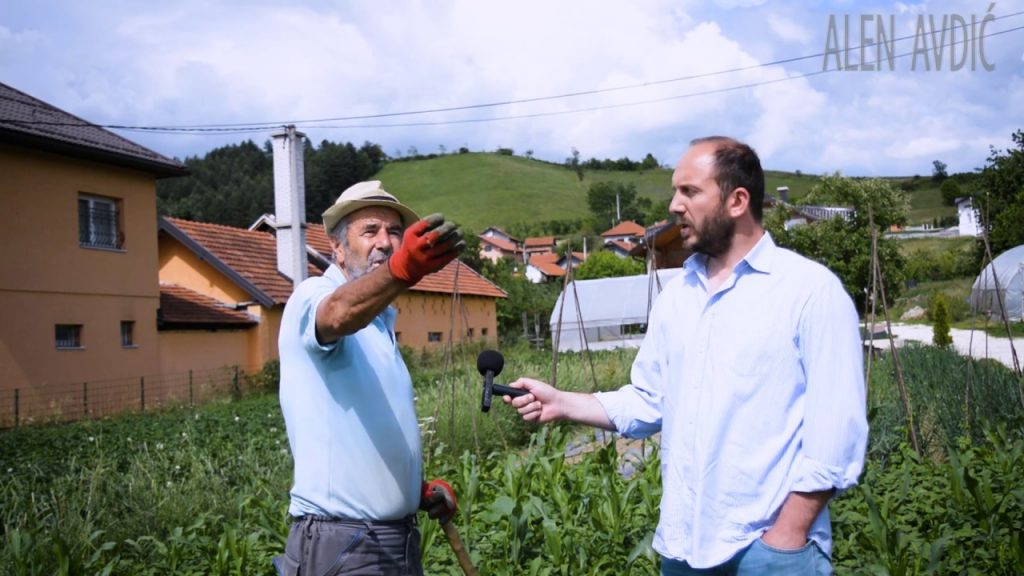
left=420, top=479, right=458, bottom=524
left=390, top=214, right=465, bottom=285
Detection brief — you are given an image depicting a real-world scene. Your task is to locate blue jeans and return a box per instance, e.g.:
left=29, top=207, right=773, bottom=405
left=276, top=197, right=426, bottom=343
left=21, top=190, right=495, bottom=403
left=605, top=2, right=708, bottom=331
left=661, top=538, right=832, bottom=576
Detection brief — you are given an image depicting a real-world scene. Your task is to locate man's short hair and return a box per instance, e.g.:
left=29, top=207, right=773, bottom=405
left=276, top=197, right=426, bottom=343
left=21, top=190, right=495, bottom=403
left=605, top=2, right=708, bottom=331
left=690, top=136, right=765, bottom=222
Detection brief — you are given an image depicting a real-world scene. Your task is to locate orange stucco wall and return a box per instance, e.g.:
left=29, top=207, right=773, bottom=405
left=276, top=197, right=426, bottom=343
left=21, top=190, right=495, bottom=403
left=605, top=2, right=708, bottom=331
left=0, top=144, right=162, bottom=400
left=158, top=237, right=252, bottom=304
left=159, top=329, right=253, bottom=376
left=157, top=235, right=284, bottom=369
left=393, top=292, right=498, bottom=349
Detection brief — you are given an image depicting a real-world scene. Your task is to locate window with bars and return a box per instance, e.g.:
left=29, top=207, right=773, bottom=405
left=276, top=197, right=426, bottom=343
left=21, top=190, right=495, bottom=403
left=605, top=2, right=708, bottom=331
left=427, top=332, right=442, bottom=342
left=78, top=194, right=123, bottom=249
left=55, top=324, right=83, bottom=349
left=121, top=321, right=135, bottom=347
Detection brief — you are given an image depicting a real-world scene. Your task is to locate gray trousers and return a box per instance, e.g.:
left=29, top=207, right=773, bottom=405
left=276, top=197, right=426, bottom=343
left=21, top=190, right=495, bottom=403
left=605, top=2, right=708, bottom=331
left=273, top=515, right=423, bottom=576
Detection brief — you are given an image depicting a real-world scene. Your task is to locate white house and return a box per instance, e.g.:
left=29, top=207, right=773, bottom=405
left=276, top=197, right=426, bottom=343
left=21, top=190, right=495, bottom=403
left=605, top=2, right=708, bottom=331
left=956, top=196, right=981, bottom=237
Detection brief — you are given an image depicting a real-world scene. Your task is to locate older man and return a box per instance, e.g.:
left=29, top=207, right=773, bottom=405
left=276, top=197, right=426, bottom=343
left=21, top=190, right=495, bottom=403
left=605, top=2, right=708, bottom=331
left=274, top=180, right=463, bottom=576
left=506, top=137, right=868, bottom=575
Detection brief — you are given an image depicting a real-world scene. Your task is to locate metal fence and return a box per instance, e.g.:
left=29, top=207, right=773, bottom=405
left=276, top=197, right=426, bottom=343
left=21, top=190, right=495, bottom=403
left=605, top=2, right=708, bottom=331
left=0, top=364, right=267, bottom=428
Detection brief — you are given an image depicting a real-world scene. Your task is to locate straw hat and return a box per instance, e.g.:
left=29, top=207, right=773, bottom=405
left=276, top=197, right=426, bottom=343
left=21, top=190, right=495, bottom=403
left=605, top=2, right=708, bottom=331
left=321, top=180, right=419, bottom=234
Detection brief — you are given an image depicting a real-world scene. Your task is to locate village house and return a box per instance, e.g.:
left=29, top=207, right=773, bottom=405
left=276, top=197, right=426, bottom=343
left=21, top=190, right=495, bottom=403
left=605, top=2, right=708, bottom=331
left=0, top=81, right=188, bottom=423
left=0, top=86, right=506, bottom=425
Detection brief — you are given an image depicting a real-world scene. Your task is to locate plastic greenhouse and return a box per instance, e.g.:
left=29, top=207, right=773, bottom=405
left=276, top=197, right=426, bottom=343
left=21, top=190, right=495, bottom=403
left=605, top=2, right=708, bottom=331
left=550, top=268, right=683, bottom=352
left=970, top=244, right=1024, bottom=322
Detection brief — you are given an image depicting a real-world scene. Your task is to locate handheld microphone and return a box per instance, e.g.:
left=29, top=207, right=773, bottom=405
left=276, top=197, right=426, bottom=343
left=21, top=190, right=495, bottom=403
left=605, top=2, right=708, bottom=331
left=477, top=350, right=527, bottom=412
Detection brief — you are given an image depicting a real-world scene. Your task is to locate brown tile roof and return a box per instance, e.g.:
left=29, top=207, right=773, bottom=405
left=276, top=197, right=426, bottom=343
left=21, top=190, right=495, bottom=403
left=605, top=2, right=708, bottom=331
left=158, top=283, right=257, bottom=328
left=525, top=236, right=556, bottom=247
left=413, top=260, right=507, bottom=299
left=0, top=81, right=186, bottom=177
left=162, top=217, right=320, bottom=306
left=479, top=234, right=521, bottom=253
left=306, top=226, right=333, bottom=256
left=601, top=220, right=646, bottom=237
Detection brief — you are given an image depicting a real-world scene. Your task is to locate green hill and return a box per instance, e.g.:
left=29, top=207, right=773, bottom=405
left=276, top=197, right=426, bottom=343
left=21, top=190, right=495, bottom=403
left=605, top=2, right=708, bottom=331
left=377, top=153, right=830, bottom=232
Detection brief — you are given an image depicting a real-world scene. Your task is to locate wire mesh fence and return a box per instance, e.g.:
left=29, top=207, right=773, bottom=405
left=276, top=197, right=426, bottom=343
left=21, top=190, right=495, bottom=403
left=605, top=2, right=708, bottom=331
left=0, top=364, right=267, bottom=428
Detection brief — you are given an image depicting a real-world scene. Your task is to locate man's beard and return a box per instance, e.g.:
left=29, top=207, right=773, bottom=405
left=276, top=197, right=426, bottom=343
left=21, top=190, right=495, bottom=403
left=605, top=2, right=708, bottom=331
left=687, top=202, right=735, bottom=258
left=343, top=247, right=390, bottom=280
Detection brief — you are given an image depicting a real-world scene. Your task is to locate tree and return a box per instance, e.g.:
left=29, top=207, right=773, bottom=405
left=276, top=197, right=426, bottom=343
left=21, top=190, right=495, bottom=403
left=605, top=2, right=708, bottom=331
left=640, top=153, right=659, bottom=171
left=587, top=181, right=648, bottom=228
left=575, top=250, right=645, bottom=280
left=940, top=179, right=963, bottom=206
left=766, top=174, right=909, bottom=313
left=566, top=147, right=583, bottom=182
left=932, top=160, right=948, bottom=183
left=974, top=129, right=1024, bottom=256
left=931, top=293, right=953, bottom=349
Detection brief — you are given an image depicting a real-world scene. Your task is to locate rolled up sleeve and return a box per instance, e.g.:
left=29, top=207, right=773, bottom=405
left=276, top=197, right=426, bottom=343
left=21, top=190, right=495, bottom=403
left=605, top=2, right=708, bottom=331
left=792, top=277, right=868, bottom=495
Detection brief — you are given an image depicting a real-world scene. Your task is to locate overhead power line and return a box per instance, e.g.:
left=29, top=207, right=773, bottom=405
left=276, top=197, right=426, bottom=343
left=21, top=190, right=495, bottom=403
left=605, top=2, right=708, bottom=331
left=3, top=12, right=1022, bottom=135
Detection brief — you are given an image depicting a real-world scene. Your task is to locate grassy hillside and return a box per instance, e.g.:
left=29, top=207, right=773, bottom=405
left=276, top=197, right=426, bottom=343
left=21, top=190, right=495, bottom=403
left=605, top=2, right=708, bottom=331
left=376, top=152, right=952, bottom=232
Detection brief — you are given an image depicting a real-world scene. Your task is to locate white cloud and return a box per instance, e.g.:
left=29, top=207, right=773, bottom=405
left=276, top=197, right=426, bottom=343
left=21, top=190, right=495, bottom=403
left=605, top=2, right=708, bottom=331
left=767, top=14, right=813, bottom=44
left=0, top=0, right=1020, bottom=176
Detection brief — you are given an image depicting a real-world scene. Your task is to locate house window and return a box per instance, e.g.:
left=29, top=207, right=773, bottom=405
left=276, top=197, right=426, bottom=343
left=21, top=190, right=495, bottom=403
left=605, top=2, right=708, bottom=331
left=483, top=245, right=493, bottom=252
left=394, top=332, right=401, bottom=343
left=121, top=321, right=135, bottom=347
left=428, top=332, right=442, bottom=342
left=78, top=194, right=123, bottom=249
left=482, top=328, right=489, bottom=337
left=466, top=328, right=474, bottom=338
left=55, top=324, right=83, bottom=349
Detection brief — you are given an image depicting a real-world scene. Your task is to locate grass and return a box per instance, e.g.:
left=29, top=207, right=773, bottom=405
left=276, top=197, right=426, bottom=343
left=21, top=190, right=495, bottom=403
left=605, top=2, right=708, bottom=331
left=3, top=343, right=1023, bottom=574
left=377, top=153, right=825, bottom=232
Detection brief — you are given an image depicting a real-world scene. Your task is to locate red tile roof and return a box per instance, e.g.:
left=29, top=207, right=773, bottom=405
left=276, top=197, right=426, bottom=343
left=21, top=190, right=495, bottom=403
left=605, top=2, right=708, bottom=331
left=163, top=217, right=320, bottom=305
left=524, top=236, right=556, bottom=247
left=158, top=283, right=257, bottom=327
left=601, top=220, right=646, bottom=237
left=413, top=260, right=507, bottom=298
left=529, top=253, right=565, bottom=278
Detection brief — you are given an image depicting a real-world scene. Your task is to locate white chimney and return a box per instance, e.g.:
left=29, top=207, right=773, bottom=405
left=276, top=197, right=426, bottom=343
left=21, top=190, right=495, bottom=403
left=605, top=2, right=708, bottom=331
left=271, top=126, right=308, bottom=288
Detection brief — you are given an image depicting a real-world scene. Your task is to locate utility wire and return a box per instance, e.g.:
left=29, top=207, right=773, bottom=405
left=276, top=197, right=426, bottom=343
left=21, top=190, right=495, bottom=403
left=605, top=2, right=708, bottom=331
left=3, top=13, right=1022, bottom=135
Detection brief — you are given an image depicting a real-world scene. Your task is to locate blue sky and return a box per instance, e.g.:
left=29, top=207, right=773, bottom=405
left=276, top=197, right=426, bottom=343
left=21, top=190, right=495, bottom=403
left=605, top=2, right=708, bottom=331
left=2, top=0, right=1022, bottom=176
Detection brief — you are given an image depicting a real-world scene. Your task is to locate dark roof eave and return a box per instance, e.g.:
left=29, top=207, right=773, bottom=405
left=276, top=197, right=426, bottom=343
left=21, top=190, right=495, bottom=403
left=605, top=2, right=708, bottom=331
left=0, top=128, right=189, bottom=179
left=158, top=321, right=258, bottom=331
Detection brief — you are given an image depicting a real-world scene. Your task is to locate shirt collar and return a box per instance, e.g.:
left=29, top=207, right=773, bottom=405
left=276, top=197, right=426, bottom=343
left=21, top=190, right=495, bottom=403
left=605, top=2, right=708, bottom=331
left=682, top=231, right=778, bottom=278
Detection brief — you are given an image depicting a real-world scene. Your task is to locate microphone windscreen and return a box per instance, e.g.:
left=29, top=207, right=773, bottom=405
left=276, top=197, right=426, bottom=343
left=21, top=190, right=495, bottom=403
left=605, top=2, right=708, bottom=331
left=476, top=349, right=505, bottom=376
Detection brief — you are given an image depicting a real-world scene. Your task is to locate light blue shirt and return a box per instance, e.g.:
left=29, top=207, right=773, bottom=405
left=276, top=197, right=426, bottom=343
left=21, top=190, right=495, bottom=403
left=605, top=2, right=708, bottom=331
left=596, top=233, right=868, bottom=568
left=279, top=264, right=422, bottom=520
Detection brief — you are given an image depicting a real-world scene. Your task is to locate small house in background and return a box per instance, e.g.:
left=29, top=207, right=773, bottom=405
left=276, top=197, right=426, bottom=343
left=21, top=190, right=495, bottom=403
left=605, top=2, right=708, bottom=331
left=478, top=234, right=523, bottom=264
left=480, top=226, right=520, bottom=246
left=600, top=220, right=645, bottom=245
left=956, top=196, right=981, bottom=237
left=524, top=236, right=557, bottom=258
left=604, top=239, right=637, bottom=259
left=525, top=253, right=565, bottom=283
